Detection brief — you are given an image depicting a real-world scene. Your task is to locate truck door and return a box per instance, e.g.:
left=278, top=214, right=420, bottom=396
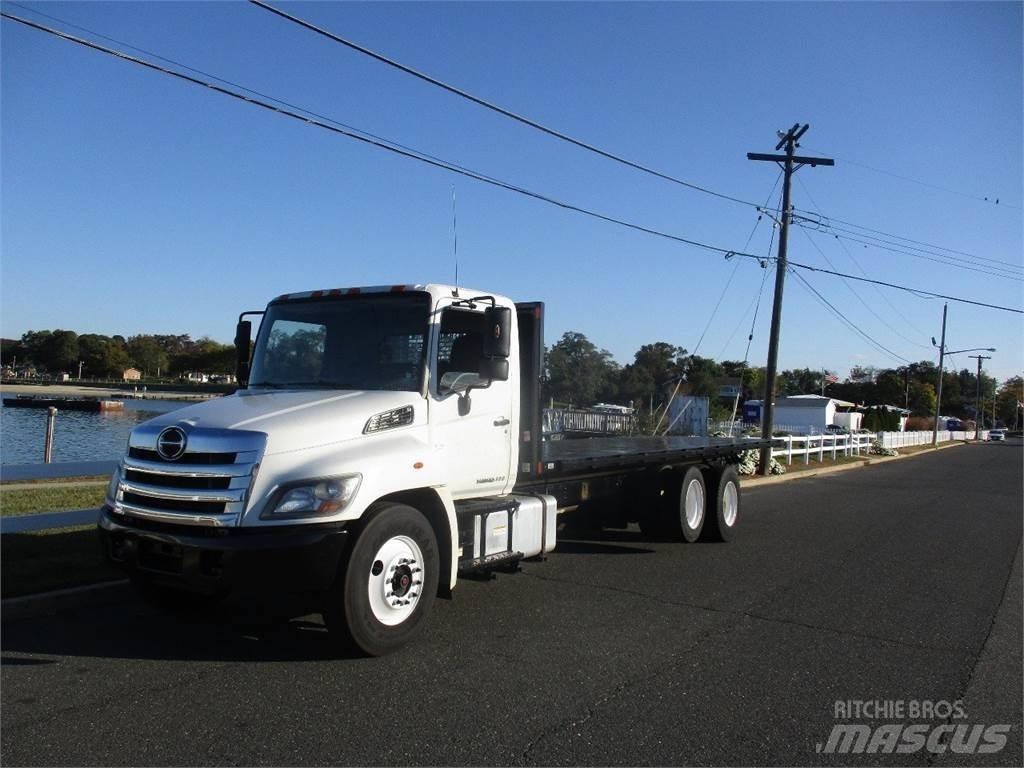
left=429, top=301, right=514, bottom=498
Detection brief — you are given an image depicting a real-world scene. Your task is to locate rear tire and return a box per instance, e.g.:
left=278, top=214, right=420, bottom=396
left=323, top=503, right=439, bottom=656
left=677, top=466, right=706, bottom=543
left=701, top=464, right=740, bottom=542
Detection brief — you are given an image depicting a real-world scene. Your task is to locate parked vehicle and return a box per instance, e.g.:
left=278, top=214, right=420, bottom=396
left=97, top=284, right=768, bottom=655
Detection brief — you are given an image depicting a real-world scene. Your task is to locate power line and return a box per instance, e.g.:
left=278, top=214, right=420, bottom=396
left=789, top=269, right=910, bottom=365
left=0, top=12, right=766, bottom=267
left=796, top=224, right=927, bottom=351
left=794, top=175, right=936, bottom=347
left=5, top=12, right=1021, bottom=319
left=801, top=226, right=1024, bottom=281
left=786, top=259, right=1023, bottom=314
left=803, top=148, right=1020, bottom=210
left=247, top=0, right=763, bottom=210
left=691, top=172, right=782, bottom=356
left=792, top=207, right=1022, bottom=269
left=718, top=192, right=781, bottom=359
left=801, top=217, right=1024, bottom=275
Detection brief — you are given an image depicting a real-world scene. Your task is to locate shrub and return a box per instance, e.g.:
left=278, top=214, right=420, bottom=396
left=870, top=439, right=898, bottom=457
left=737, top=448, right=785, bottom=475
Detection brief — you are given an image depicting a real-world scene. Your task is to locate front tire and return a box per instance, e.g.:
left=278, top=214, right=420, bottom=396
left=324, top=503, right=439, bottom=656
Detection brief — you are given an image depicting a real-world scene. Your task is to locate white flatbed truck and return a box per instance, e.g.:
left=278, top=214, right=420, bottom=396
left=98, top=284, right=769, bottom=655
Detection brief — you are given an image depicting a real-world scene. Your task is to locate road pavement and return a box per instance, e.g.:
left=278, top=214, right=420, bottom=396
left=2, top=441, right=1021, bottom=766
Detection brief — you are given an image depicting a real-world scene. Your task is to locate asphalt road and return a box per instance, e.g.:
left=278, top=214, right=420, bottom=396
left=2, top=441, right=1021, bottom=766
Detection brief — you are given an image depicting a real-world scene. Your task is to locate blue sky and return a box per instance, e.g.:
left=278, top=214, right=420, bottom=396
left=2, top=1, right=1021, bottom=381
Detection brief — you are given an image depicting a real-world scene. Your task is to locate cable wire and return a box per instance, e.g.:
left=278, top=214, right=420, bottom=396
left=691, top=172, right=781, bottom=356
left=4, top=11, right=1021, bottom=318
left=793, top=176, right=932, bottom=349
left=802, top=148, right=1020, bottom=210
left=0, top=12, right=767, bottom=267
left=247, top=0, right=763, bottom=210
left=789, top=269, right=910, bottom=364
left=785, top=260, right=1023, bottom=314
left=791, top=208, right=1022, bottom=270
left=803, top=227, right=1024, bottom=281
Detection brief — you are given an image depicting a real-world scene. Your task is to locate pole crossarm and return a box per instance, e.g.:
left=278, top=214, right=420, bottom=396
left=746, top=153, right=835, bottom=167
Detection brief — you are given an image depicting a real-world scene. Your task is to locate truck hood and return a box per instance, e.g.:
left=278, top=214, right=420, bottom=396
left=143, top=389, right=423, bottom=455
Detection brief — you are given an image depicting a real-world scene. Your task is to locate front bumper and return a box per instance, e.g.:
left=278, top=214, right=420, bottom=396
left=97, top=507, right=350, bottom=595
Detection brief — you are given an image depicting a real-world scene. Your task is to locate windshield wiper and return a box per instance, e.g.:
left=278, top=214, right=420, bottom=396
left=247, top=381, right=290, bottom=389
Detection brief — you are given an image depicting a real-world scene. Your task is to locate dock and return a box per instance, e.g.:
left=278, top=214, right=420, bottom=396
left=2, top=397, right=124, bottom=412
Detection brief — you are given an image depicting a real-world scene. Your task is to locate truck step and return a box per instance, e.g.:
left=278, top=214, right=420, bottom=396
left=458, top=550, right=524, bottom=575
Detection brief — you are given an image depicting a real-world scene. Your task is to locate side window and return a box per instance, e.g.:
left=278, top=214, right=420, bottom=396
left=436, top=308, right=486, bottom=392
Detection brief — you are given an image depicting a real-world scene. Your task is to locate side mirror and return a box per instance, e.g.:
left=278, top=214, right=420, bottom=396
left=479, top=357, right=509, bottom=382
left=235, top=320, right=252, bottom=386
left=483, top=306, right=512, bottom=359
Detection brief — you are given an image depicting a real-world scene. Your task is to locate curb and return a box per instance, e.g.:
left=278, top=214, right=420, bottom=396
left=743, top=440, right=966, bottom=487
left=1, top=579, right=131, bottom=623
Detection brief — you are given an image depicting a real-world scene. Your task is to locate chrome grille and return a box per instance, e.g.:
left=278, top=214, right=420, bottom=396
left=112, top=426, right=266, bottom=527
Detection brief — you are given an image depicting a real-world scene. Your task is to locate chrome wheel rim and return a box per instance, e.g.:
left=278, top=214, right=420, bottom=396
left=367, top=535, right=424, bottom=626
left=684, top=479, right=704, bottom=530
left=722, top=481, right=738, bottom=527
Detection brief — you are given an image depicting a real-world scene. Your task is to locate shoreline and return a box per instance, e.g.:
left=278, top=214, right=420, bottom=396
left=1, top=383, right=221, bottom=401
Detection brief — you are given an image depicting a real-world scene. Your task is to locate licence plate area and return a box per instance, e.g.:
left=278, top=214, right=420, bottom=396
left=137, top=538, right=184, bottom=574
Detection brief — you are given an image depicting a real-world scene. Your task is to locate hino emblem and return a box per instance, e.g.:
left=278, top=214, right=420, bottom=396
left=156, top=426, right=188, bottom=461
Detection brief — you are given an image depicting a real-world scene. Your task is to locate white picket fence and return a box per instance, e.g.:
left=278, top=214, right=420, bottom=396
left=770, top=433, right=874, bottom=465
left=878, top=430, right=985, bottom=448
left=770, top=429, right=985, bottom=465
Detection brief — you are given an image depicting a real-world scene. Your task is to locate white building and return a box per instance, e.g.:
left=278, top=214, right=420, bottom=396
left=771, top=394, right=859, bottom=434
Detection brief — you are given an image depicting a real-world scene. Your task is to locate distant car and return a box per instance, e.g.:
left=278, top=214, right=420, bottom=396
left=988, top=429, right=1006, bottom=442
left=824, top=424, right=849, bottom=434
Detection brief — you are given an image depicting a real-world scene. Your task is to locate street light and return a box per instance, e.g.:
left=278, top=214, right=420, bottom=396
left=930, top=304, right=995, bottom=446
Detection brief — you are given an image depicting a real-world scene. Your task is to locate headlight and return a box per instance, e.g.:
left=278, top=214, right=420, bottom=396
left=106, top=465, right=123, bottom=506
left=262, top=474, right=361, bottom=519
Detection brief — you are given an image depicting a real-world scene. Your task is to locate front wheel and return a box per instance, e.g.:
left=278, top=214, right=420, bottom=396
left=324, top=503, right=439, bottom=656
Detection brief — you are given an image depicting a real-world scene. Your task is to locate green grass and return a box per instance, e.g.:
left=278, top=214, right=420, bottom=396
left=1, top=525, right=122, bottom=598
left=0, top=485, right=107, bottom=517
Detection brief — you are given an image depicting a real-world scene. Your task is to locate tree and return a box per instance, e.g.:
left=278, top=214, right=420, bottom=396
left=995, top=376, right=1023, bottom=427
left=908, top=380, right=937, bottom=416
left=128, top=335, right=169, bottom=377
left=545, top=332, right=617, bottom=407
left=618, top=342, right=687, bottom=409
left=683, top=355, right=724, bottom=398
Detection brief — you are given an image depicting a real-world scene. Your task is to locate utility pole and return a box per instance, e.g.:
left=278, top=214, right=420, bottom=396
left=969, top=354, right=991, bottom=440
left=748, top=124, right=834, bottom=474
left=931, top=303, right=948, bottom=446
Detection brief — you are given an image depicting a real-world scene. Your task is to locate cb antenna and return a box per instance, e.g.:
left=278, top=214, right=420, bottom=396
left=451, top=185, right=459, bottom=296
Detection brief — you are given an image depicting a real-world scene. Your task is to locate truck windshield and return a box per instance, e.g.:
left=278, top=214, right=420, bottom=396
left=248, top=293, right=430, bottom=392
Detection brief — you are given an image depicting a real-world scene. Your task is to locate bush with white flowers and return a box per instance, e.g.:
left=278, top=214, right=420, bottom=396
left=870, top=439, right=899, bottom=457
left=737, top=448, right=785, bottom=475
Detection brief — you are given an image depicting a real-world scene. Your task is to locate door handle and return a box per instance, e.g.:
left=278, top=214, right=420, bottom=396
left=493, top=417, right=510, bottom=427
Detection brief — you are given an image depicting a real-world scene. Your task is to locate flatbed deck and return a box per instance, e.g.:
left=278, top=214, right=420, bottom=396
left=536, top=435, right=771, bottom=476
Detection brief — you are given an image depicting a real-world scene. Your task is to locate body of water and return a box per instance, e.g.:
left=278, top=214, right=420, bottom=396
left=1, top=399, right=193, bottom=466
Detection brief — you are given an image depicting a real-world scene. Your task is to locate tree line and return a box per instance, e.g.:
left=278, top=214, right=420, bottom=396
left=1, top=330, right=236, bottom=380
left=543, top=331, right=1022, bottom=426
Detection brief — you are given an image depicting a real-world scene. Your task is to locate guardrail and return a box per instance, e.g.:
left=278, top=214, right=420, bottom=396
left=770, top=433, right=874, bottom=465
left=0, top=507, right=100, bottom=534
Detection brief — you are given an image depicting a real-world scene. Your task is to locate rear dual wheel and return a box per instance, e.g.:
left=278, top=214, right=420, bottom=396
left=701, top=464, right=740, bottom=542
left=638, top=464, right=740, bottom=543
